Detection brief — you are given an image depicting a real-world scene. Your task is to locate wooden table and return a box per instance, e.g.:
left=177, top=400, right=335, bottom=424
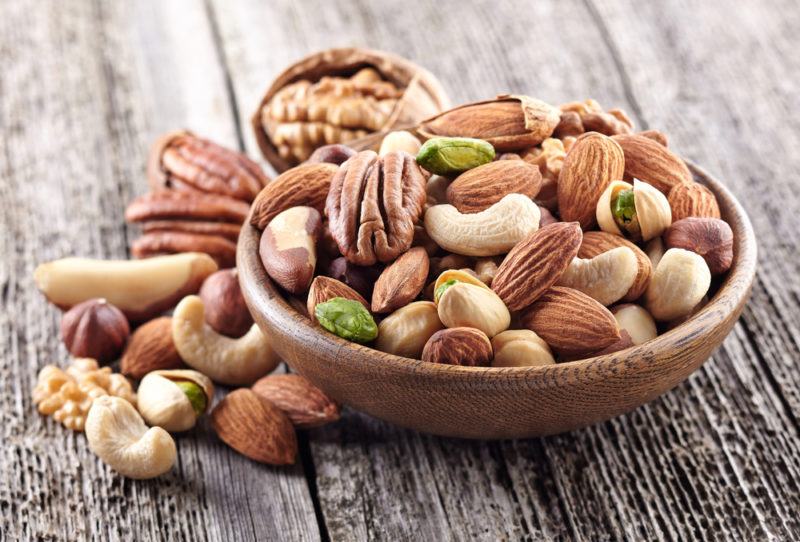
left=2, top=1, right=798, bottom=540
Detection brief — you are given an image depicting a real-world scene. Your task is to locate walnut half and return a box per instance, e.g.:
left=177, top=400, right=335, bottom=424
left=325, top=150, right=427, bottom=266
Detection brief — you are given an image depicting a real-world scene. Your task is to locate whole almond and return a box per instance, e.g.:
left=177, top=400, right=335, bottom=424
left=638, top=129, right=669, bottom=147
left=422, top=327, right=493, bottom=366
left=120, top=317, right=186, bottom=380
left=371, top=247, right=430, bottom=313
left=578, top=231, right=652, bottom=302
left=558, top=132, right=625, bottom=229
left=446, top=160, right=543, bottom=213
left=418, top=95, right=560, bottom=151
left=520, top=286, right=621, bottom=357
left=667, top=183, right=721, bottom=221
left=250, top=163, right=338, bottom=229
left=307, top=276, right=369, bottom=323
left=252, top=374, right=340, bottom=429
left=491, top=222, right=582, bottom=311
left=612, top=134, right=691, bottom=193
left=259, top=206, right=323, bottom=294
left=211, top=389, right=297, bottom=465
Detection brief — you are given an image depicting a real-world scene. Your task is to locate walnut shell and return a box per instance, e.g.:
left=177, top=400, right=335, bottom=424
left=251, top=48, right=451, bottom=173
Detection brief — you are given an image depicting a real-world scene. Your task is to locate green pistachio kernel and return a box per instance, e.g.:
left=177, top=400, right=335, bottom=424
left=416, top=137, right=495, bottom=175
left=175, top=381, right=207, bottom=416
left=434, top=279, right=460, bottom=304
left=315, top=297, right=378, bottom=343
left=611, top=189, right=636, bottom=227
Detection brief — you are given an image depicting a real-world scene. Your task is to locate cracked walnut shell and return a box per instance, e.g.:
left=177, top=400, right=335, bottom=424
left=325, top=150, right=427, bottom=265
left=33, top=358, right=136, bottom=431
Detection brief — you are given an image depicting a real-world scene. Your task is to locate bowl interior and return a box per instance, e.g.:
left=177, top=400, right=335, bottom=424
left=237, top=162, right=757, bottom=438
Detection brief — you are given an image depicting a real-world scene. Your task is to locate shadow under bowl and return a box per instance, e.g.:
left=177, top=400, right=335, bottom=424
left=238, top=163, right=757, bottom=439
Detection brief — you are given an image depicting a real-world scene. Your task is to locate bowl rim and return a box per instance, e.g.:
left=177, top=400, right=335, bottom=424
left=238, top=161, right=757, bottom=388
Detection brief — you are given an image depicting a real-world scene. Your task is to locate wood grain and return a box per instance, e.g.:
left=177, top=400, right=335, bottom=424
left=2, top=0, right=799, bottom=540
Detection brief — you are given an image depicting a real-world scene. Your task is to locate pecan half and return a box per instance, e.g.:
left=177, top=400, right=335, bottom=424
left=132, top=231, right=236, bottom=268
left=141, top=220, right=241, bottom=241
left=125, top=191, right=249, bottom=224
left=147, top=131, right=269, bottom=202
left=325, top=150, right=427, bottom=265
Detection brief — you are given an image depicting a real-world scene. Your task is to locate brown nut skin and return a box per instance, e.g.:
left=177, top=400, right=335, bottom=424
left=259, top=206, right=323, bottom=294
left=421, top=327, right=493, bottom=366
left=252, top=374, right=340, bottom=429
left=199, top=269, right=253, bottom=338
left=307, top=144, right=357, bottom=166
left=446, top=160, right=543, bottom=214
left=211, top=389, right=297, bottom=465
left=325, top=150, right=427, bottom=265
left=667, top=183, right=721, bottom=221
left=323, top=257, right=383, bottom=300
left=60, top=299, right=130, bottom=363
left=307, top=276, right=370, bottom=324
left=663, top=217, right=734, bottom=275
left=120, top=317, right=186, bottom=380
left=371, top=247, right=429, bottom=313
left=250, top=163, right=338, bottom=230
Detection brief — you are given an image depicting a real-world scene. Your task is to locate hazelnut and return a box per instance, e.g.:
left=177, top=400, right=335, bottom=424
left=323, top=257, right=383, bottom=300
left=199, top=269, right=253, bottom=337
left=663, top=217, right=733, bottom=275
left=60, top=298, right=130, bottom=363
left=306, top=144, right=356, bottom=166
left=422, top=327, right=493, bottom=366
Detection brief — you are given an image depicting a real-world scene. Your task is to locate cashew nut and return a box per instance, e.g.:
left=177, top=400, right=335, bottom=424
left=85, top=396, right=176, bottom=479
left=375, top=301, right=444, bottom=359
left=491, top=330, right=555, bottom=367
left=424, top=193, right=541, bottom=256
left=137, top=370, right=214, bottom=432
left=645, top=248, right=711, bottom=321
left=556, top=246, right=638, bottom=306
left=172, top=295, right=279, bottom=385
left=437, top=282, right=510, bottom=338
left=611, top=304, right=657, bottom=345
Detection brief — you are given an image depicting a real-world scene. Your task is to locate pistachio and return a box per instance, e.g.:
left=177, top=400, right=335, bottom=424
left=433, top=268, right=491, bottom=303
left=379, top=131, right=422, bottom=156
left=137, top=370, right=214, bottom=432
left=375, top=301, right=444, bottom=359
left=416, top=137, right=495, bottom=175
left=596, top=179, right=672, bottom=241
left=314, top=297, right=378, bottom=343
left=437, top=282, right=510, bottom=338
left=491, top=330, right=555, bottom=367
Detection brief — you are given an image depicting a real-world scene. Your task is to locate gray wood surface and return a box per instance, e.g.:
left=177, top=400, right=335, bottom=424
left=1, top=0, right=798, bottom=540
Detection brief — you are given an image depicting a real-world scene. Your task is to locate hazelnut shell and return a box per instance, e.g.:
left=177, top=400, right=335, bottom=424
left=199, top=269, right=254, bottom=338
left=60, top=298, right=130, bottom=363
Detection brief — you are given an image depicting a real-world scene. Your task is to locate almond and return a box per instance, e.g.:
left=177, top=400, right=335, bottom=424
left=578, top=231, right=652, bottom=302
left=307, top=276, right=369, bottom=323
left=418, top=95, right=560, bottom=151
left=252, top=374, right=340, bottom=429
left=638, top=129, right=669, bottom=147
left=371, top=247, right=429, bottom=313
left=520, top=286, right=621, bottom=357
left=120, top=317, right=186, bottom=380
left=612, top=134, right=691, bottom=194
left=557, top=132, right=625, bottom=229
left=211, top=389, right=297, bottom=465
left=445, top=160, right=542, bottom=214
left=667, top=183, right=721, bottom=221
left=259, top=206, right=323, bottom=294
left=491, top=222, right=582, bottom=311
left=421, top=327, right=493, bottom=366
left=250, top=163, right=338, bottom=229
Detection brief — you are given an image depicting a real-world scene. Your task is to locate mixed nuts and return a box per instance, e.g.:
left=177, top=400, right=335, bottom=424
left=30, top=48, right=737, bottom=481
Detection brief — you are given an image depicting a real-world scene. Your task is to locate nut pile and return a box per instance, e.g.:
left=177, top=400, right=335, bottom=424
left=33, top=135, right=340, bottom=478
left=253, top=94, right=733, bottom=366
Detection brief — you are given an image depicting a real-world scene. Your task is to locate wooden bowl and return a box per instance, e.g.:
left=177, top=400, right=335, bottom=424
left=238, top=164, right=757, bottom=439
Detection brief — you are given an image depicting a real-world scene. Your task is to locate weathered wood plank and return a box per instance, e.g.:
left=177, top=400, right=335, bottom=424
left=213, top=0, right=800, bottom=540
left=0, top=1, right=319, bottom=540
